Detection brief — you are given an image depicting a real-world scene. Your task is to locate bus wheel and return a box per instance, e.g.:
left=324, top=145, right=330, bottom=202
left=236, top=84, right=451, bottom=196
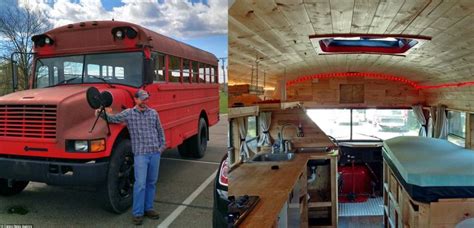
left=189, top=118, right=208, bottom=158
left=0, top=179, right=29, bottom=196
left=177, top=143, right=189, bottom=157
left=101, top=139, right=134, bottom=214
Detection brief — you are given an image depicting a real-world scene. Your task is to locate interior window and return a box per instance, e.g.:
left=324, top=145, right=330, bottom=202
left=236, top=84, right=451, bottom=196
left=246, top=116, right=258, bottom=153
left=307, top=109, right=419, bottom=140
left=307, top=109, right=351, bottom=140
left=168, top=56, right=181, bottom=83
left=447, top=111, right=466, bottom=147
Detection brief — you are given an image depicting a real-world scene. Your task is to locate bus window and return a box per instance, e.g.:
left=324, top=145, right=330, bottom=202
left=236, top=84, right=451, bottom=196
left=152, top=52, right=165, bottom=82
left=183, top=59, right=190, bottom=82
left=101, top=66, right=107, bottom=76
left=115, top=67, right=124, bottom=79
left=64, top=61, right=83, bottom=80
left=36, top=65, right=49, bottom=88
left=87, top=64, right=100, bottom=76
left=192, top=61, right=199, bottom=83
left=100, top=65, right=115, bottom=77
left=212, top=66, right=217, bottom=83
left=447, top=111, right=466, bottom=147
left=199, top=63, right=206, bottom=83
left=83, top=52, right=142, bottom=86
left=205, top=65, right=211, bottom=83
left=168, top=56, right=181, bottom=83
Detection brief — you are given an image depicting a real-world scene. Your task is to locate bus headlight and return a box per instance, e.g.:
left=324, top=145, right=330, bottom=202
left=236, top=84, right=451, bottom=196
left=74, top=141, right=88, bottom=152
left=66, top=139, right=106, bottom=152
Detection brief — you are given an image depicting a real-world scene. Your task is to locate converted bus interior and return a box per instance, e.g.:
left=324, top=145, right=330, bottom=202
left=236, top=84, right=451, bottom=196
left=226, top=0, right=474, bottom=227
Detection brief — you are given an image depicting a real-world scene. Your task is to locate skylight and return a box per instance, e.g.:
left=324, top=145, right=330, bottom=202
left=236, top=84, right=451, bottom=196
left=309, top=34, right=431, bottom=55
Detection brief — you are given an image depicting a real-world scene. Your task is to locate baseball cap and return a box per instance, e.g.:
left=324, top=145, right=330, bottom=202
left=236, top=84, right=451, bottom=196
left=135, top=89, right=149, bottom=101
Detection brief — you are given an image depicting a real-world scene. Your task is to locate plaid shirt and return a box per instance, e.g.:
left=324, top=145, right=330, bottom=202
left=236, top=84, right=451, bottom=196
left=101, top=106, right=166, bottom=155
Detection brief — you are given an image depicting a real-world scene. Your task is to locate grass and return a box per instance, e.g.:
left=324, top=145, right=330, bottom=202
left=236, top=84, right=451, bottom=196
left=219, top=91, right=228, bottom=114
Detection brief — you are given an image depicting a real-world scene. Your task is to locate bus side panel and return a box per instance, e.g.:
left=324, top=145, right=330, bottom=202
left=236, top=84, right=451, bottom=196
left=146, top=83, right=219, bottom=149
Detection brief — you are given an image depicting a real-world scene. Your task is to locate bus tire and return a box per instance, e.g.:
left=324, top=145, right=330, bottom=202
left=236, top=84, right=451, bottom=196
left=178, top=142, right=189, bottom=157
left=101, top=139, right=134, bottom=214
left=0, top=179, right=29, bottom=196
left=188, top=118, right=208, bottom=158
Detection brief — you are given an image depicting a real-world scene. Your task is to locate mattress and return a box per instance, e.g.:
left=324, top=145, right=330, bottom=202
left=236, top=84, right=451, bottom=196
left=383, top=136, right=474, bottom=203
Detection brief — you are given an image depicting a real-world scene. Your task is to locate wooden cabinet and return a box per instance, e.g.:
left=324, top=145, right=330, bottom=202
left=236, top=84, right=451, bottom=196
left=383, top=159, right=474, bottom=228
left=307, top=155, right=338, bottom=228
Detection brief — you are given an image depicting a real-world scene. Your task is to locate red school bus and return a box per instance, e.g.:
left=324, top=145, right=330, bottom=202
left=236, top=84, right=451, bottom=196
left=0, top=21, right=219, bottom=213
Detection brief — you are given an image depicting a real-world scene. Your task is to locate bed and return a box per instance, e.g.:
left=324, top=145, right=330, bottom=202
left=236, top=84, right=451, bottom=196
left=383, top=136, right=474, bottom=202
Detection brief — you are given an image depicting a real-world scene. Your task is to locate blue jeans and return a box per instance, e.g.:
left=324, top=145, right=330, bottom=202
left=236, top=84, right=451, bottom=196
left=132, top=152, right=161, bottom=217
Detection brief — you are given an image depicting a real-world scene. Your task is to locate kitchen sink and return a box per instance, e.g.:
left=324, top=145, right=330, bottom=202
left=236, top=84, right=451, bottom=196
left=250, top=153, right=296, bottom=162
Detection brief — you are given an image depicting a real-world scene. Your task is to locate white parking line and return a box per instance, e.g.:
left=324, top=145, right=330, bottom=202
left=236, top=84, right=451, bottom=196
left=157, top=170, right=218, bottom=228
left=161, top=157, right=220, bottom=165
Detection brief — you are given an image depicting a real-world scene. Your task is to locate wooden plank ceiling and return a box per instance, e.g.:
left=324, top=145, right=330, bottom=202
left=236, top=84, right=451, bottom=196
left=228, top=0, right=474, bottom=88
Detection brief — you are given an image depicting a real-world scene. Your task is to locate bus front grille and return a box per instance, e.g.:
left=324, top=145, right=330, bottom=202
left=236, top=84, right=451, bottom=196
left=0, top=104, right=57, bottom=139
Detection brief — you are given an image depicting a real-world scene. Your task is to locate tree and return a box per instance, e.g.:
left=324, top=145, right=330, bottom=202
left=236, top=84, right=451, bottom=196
left=0, top=3, right=51, bottom=94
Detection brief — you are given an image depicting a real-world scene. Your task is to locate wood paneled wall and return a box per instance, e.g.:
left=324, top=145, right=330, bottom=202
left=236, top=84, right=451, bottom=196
left=268, top=108, right=333, bottom=148
left=425, top=87, right=474, bottom=111
left=286, top=78, right=424, bottom=108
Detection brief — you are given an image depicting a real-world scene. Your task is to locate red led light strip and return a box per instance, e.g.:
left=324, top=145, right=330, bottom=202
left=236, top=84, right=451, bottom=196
left=286, top=72, right=474, bottom=90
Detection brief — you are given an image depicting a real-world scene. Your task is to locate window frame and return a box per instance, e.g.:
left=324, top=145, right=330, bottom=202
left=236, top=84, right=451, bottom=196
left=308, top=108, right=417, bottom=142
left=167, top=55, right=182, bottom=83
left=447, top=110, right=466, bottom=147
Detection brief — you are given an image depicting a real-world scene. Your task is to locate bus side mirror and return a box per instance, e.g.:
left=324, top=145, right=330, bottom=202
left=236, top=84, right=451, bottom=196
left=11, top=60, right=18, bottom=92
left=143, top=58, right=154, bottom=85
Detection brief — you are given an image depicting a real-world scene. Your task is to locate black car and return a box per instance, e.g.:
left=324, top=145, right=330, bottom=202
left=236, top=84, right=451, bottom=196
left=213, top=153, right=229, bottom=227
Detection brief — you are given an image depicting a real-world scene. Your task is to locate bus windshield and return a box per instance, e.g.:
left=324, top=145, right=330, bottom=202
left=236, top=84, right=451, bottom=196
left=35, top=52, right=143, bottom=88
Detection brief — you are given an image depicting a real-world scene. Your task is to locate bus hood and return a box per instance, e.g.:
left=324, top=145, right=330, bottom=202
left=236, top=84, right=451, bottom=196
left=0, top=86, right=89, bottom=105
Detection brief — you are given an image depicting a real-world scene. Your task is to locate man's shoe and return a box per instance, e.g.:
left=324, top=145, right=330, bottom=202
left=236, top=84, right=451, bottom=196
left=133, top=216, right=144, bottom=225
left=145, top=210, right=160, bottom=219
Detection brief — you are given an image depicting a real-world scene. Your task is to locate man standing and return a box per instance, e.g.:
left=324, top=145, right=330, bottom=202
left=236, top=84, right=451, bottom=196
left=96, top=89, right=166, bottom=225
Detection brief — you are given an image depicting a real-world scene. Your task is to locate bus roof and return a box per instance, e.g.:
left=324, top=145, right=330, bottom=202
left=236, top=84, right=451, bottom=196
left=33, top=20, right=218, bottom=66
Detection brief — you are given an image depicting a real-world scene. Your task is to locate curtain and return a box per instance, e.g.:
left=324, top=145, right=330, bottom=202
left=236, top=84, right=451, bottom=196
left=427, top=111, right=434, bottom=138
left=258, top=112, right=272, bottom=147
left=412, top=105, right=427, bottom=137
left=237, top=117, right=250, bottom=161
left=433, top=104, right=448, bottom=139
left=427, top=106, right=436, bottom=138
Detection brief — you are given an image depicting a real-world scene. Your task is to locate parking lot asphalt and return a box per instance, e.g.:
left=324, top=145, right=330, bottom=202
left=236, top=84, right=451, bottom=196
left=0, top=115, right=228, bottom=228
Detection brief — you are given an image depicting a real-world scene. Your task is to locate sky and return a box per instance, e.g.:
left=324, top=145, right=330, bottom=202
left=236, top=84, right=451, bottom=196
left=11, top=0, right=228, bottom=81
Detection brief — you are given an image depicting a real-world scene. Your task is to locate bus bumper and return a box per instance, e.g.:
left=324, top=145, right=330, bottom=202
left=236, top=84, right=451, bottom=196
left=0, top=157, right=109, bottom=186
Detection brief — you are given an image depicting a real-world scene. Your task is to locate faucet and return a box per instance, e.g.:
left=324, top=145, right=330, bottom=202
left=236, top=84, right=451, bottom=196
left=278, top=123, right=303, bottom=153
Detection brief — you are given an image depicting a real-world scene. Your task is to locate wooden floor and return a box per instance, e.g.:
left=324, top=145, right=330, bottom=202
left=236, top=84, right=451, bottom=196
left=339, top=216, right=383, bottom=228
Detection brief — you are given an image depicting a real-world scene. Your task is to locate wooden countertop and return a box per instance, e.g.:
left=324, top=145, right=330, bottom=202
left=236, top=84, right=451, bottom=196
left=229, top=151, right=338, bottom=227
